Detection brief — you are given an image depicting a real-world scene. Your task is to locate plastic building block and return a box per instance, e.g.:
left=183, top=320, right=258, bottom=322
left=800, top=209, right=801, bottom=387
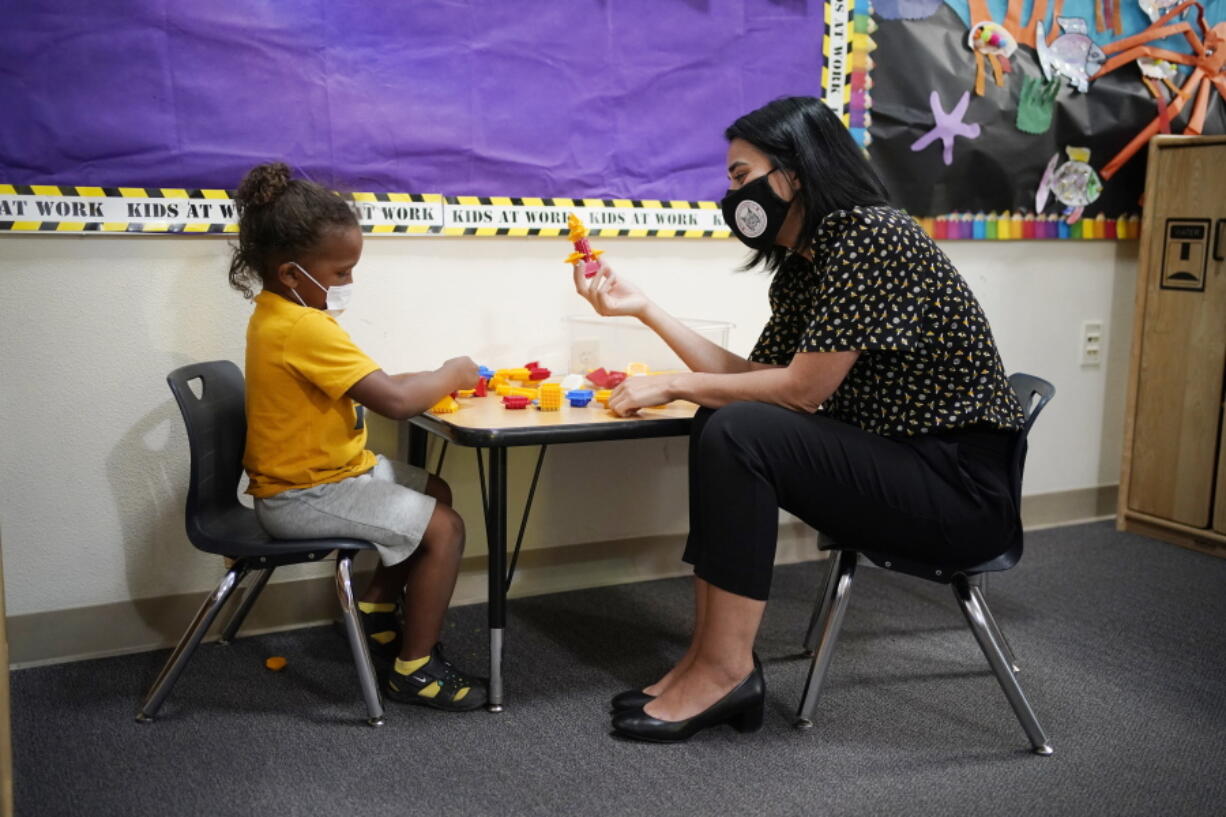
left=566, top=389, right=594, bottom=408
left=456, top=388, right=475, bottom=398
left=560, top=373, right=585, bottom=392
left=538, top=382, right=562, bottom=411
left=586, top=367, right=627, bottom=388
left=265, top=656, right=287, bottom=672
left=478, top=365, right=495, bottom=380
left=564, top=213, right=605, bottom=278
left=505, top=367, right=532, bottom=382
left=626, top=361, right=650, bottom=377
left=508, top=386, right=538, bottom=399
left=595, top=389, right=613, bottom=406
left=474, top=377, right=488, bottom=397
left=430, top=395, right=460, bottom=414
left=502, top=395, right=531, bottom=410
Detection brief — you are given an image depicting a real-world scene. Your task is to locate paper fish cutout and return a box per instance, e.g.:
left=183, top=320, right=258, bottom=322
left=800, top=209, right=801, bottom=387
left=1036, top=146, right=1103, bottom=223
left=1037, top=18, right=1107, bottom=93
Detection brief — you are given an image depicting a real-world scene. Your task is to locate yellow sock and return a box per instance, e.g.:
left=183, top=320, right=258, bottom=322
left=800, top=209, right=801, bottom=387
left=392, top=655, right=469, bottom=701
left=358, top=601, right=395, bottom=614
left=394, top=656, right=430, bottom=675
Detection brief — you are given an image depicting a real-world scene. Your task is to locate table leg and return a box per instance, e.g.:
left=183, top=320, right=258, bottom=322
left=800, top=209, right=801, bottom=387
left=407, top=424, right=428, bottom=469
left=486, top=446, right=507, bottom=712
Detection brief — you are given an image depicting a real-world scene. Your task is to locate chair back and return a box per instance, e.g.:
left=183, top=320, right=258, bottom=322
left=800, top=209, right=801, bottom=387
left=167, top=360, right=270, bottom=555
left=1006, top=372, right=1055, bottom=507
left=852, top=372, right=1055, bottom=581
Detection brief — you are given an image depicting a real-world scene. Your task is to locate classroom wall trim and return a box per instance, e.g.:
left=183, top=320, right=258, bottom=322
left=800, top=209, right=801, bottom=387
left=0, top=185, right=730, bottom=238
left=7, top=486, right=1116, bottom=669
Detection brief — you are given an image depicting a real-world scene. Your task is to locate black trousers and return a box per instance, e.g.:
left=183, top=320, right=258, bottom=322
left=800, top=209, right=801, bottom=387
left=682, top=402, right=1022, bottom=601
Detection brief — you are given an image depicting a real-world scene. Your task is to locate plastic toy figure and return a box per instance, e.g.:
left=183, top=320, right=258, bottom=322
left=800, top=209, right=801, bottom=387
left=564, top=213, right=604, bottom=279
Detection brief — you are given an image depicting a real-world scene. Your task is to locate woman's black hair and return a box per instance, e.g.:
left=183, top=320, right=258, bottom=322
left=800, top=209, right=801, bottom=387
left=227, top=162, right=359, bottom=298
left=725, top=96, right=889, bottom=272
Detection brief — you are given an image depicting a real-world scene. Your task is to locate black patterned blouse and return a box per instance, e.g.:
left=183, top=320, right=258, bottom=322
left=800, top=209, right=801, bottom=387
left=749, top=206, right=1023, bottom=437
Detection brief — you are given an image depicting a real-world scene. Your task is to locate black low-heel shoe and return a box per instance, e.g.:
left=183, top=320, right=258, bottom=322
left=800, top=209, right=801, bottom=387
left=610, top=689, right=656, bottom=712
left=610, top=665, right=765, bottom=743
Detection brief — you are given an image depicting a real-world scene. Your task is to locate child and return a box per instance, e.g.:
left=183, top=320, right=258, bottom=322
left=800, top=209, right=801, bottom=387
left=228, top=162, right=485, bottom=711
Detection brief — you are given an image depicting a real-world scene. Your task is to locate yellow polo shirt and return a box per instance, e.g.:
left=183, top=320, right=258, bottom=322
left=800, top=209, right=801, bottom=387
left=244, top=290, right=380, bottom=498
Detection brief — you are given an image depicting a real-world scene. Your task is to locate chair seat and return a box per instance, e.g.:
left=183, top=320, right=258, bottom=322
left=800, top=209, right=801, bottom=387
left=818, top=535, right=1021, bottom=584
left=187, top=505, right=376, bottom=560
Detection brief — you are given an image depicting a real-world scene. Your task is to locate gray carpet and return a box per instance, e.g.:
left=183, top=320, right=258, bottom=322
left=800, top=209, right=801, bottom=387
left=12, top=521, right=1226, bottom=817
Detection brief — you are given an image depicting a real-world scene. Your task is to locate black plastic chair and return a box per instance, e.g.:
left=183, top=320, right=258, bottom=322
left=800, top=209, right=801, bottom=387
left=136, top=360, right=385, bottom=726
left=795, top=373, right=1055, bottom=755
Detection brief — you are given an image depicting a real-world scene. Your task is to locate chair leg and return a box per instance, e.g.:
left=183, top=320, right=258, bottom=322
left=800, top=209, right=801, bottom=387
left=795, top=550, right=858, bottom=728
left=336, top=551, right=385, bottom=727
left=135, top=564, right=247, bottom=722
left=217, top=567, right=275, bottom=645
left=952, top=575, right=1052, bottom=756
left=968, top=577, right=1019, bottom=673
left=802, top=556, right=836, bottom=656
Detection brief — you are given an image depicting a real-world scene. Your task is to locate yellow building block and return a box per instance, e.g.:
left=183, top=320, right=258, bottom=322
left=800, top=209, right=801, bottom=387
left=429, top=396, right=460, bottom=414
left=595, top=389, right=613, bottom=406
left=538, top=383, right=562, bottom=411
left=456, top=389, right=475, bottom=398
left=626, top=362, right=650, bottom=377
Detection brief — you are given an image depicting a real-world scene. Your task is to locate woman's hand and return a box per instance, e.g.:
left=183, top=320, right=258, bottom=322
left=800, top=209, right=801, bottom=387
left=573, top=260, right=650, bottom=319
left=607, top=374, right=677, bottom=417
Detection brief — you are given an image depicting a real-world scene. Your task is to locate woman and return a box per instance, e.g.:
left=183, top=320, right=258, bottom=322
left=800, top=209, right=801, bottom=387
left=572, top=96, right=1024, bottom=743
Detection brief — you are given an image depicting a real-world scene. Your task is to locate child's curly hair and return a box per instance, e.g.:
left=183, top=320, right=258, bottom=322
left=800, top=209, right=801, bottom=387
left=227, top=163, right=359, bottom=299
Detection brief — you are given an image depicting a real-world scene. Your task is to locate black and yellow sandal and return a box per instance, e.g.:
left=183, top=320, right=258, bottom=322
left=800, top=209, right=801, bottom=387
left=357, top=601, right=402, bottom=660
left=385, top=643, right=487, bottom=712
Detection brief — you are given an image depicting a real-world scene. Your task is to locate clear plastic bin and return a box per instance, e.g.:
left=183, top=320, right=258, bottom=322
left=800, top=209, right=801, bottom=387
left=565, top=315, right=734, bottom=374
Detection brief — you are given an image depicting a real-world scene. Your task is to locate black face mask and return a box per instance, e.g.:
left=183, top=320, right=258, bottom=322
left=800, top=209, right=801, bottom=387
left=720, top=168, right=792, bottom=250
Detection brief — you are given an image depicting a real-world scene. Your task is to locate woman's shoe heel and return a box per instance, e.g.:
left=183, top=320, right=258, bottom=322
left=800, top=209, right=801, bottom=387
left=729, top=703, right=764, bottom=733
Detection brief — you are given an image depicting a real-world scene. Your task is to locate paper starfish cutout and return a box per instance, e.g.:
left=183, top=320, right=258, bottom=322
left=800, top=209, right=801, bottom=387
left=910, top=91, right=981, bottom=166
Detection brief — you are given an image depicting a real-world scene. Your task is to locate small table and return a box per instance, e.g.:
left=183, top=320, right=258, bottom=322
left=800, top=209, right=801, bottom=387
left=407, top=395, right=698, bottom=711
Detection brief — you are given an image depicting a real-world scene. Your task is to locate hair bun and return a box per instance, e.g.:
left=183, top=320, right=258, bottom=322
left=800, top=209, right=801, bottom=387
left=235, top=162, right=292, bottom=208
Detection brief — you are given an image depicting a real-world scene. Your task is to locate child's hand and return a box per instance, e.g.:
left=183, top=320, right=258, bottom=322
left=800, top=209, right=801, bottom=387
left=442, top=356, right=480, bottom=390
left=573, top=261, right=650, bottom=319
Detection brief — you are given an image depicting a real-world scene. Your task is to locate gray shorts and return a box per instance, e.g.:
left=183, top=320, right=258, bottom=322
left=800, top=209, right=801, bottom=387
left=254, top=455, right=436, bottom=567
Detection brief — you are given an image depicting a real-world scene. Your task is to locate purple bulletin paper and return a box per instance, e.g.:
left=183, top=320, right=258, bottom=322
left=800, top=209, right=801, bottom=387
left=0, top=0, right=824, bottom=202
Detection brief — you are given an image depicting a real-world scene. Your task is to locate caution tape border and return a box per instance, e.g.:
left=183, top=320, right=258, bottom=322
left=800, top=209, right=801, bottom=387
left=0, top=184, right=730, bottom=238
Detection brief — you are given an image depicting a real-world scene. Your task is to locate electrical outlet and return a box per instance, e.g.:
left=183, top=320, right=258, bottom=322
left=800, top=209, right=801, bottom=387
left=1079, top=320, right=1104, bottom=367
left=570, top=338, right=599, bottom=374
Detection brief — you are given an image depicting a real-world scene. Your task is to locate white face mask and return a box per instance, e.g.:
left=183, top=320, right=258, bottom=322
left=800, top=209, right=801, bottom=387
left=289, top=261, right=353, bottom=316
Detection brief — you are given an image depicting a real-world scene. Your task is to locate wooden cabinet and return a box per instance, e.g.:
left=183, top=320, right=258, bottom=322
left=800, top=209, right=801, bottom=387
left=1119, top=135, right=1226, bottom=555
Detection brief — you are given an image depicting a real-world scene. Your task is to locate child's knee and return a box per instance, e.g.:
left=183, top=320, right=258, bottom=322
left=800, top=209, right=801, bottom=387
left=422, top=502, right=465, bottom=554
left=424, top=474, right=453, bottom=506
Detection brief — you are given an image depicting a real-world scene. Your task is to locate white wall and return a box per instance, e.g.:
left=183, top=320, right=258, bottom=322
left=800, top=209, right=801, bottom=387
left=0, top=234, right=1136, bottom=617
